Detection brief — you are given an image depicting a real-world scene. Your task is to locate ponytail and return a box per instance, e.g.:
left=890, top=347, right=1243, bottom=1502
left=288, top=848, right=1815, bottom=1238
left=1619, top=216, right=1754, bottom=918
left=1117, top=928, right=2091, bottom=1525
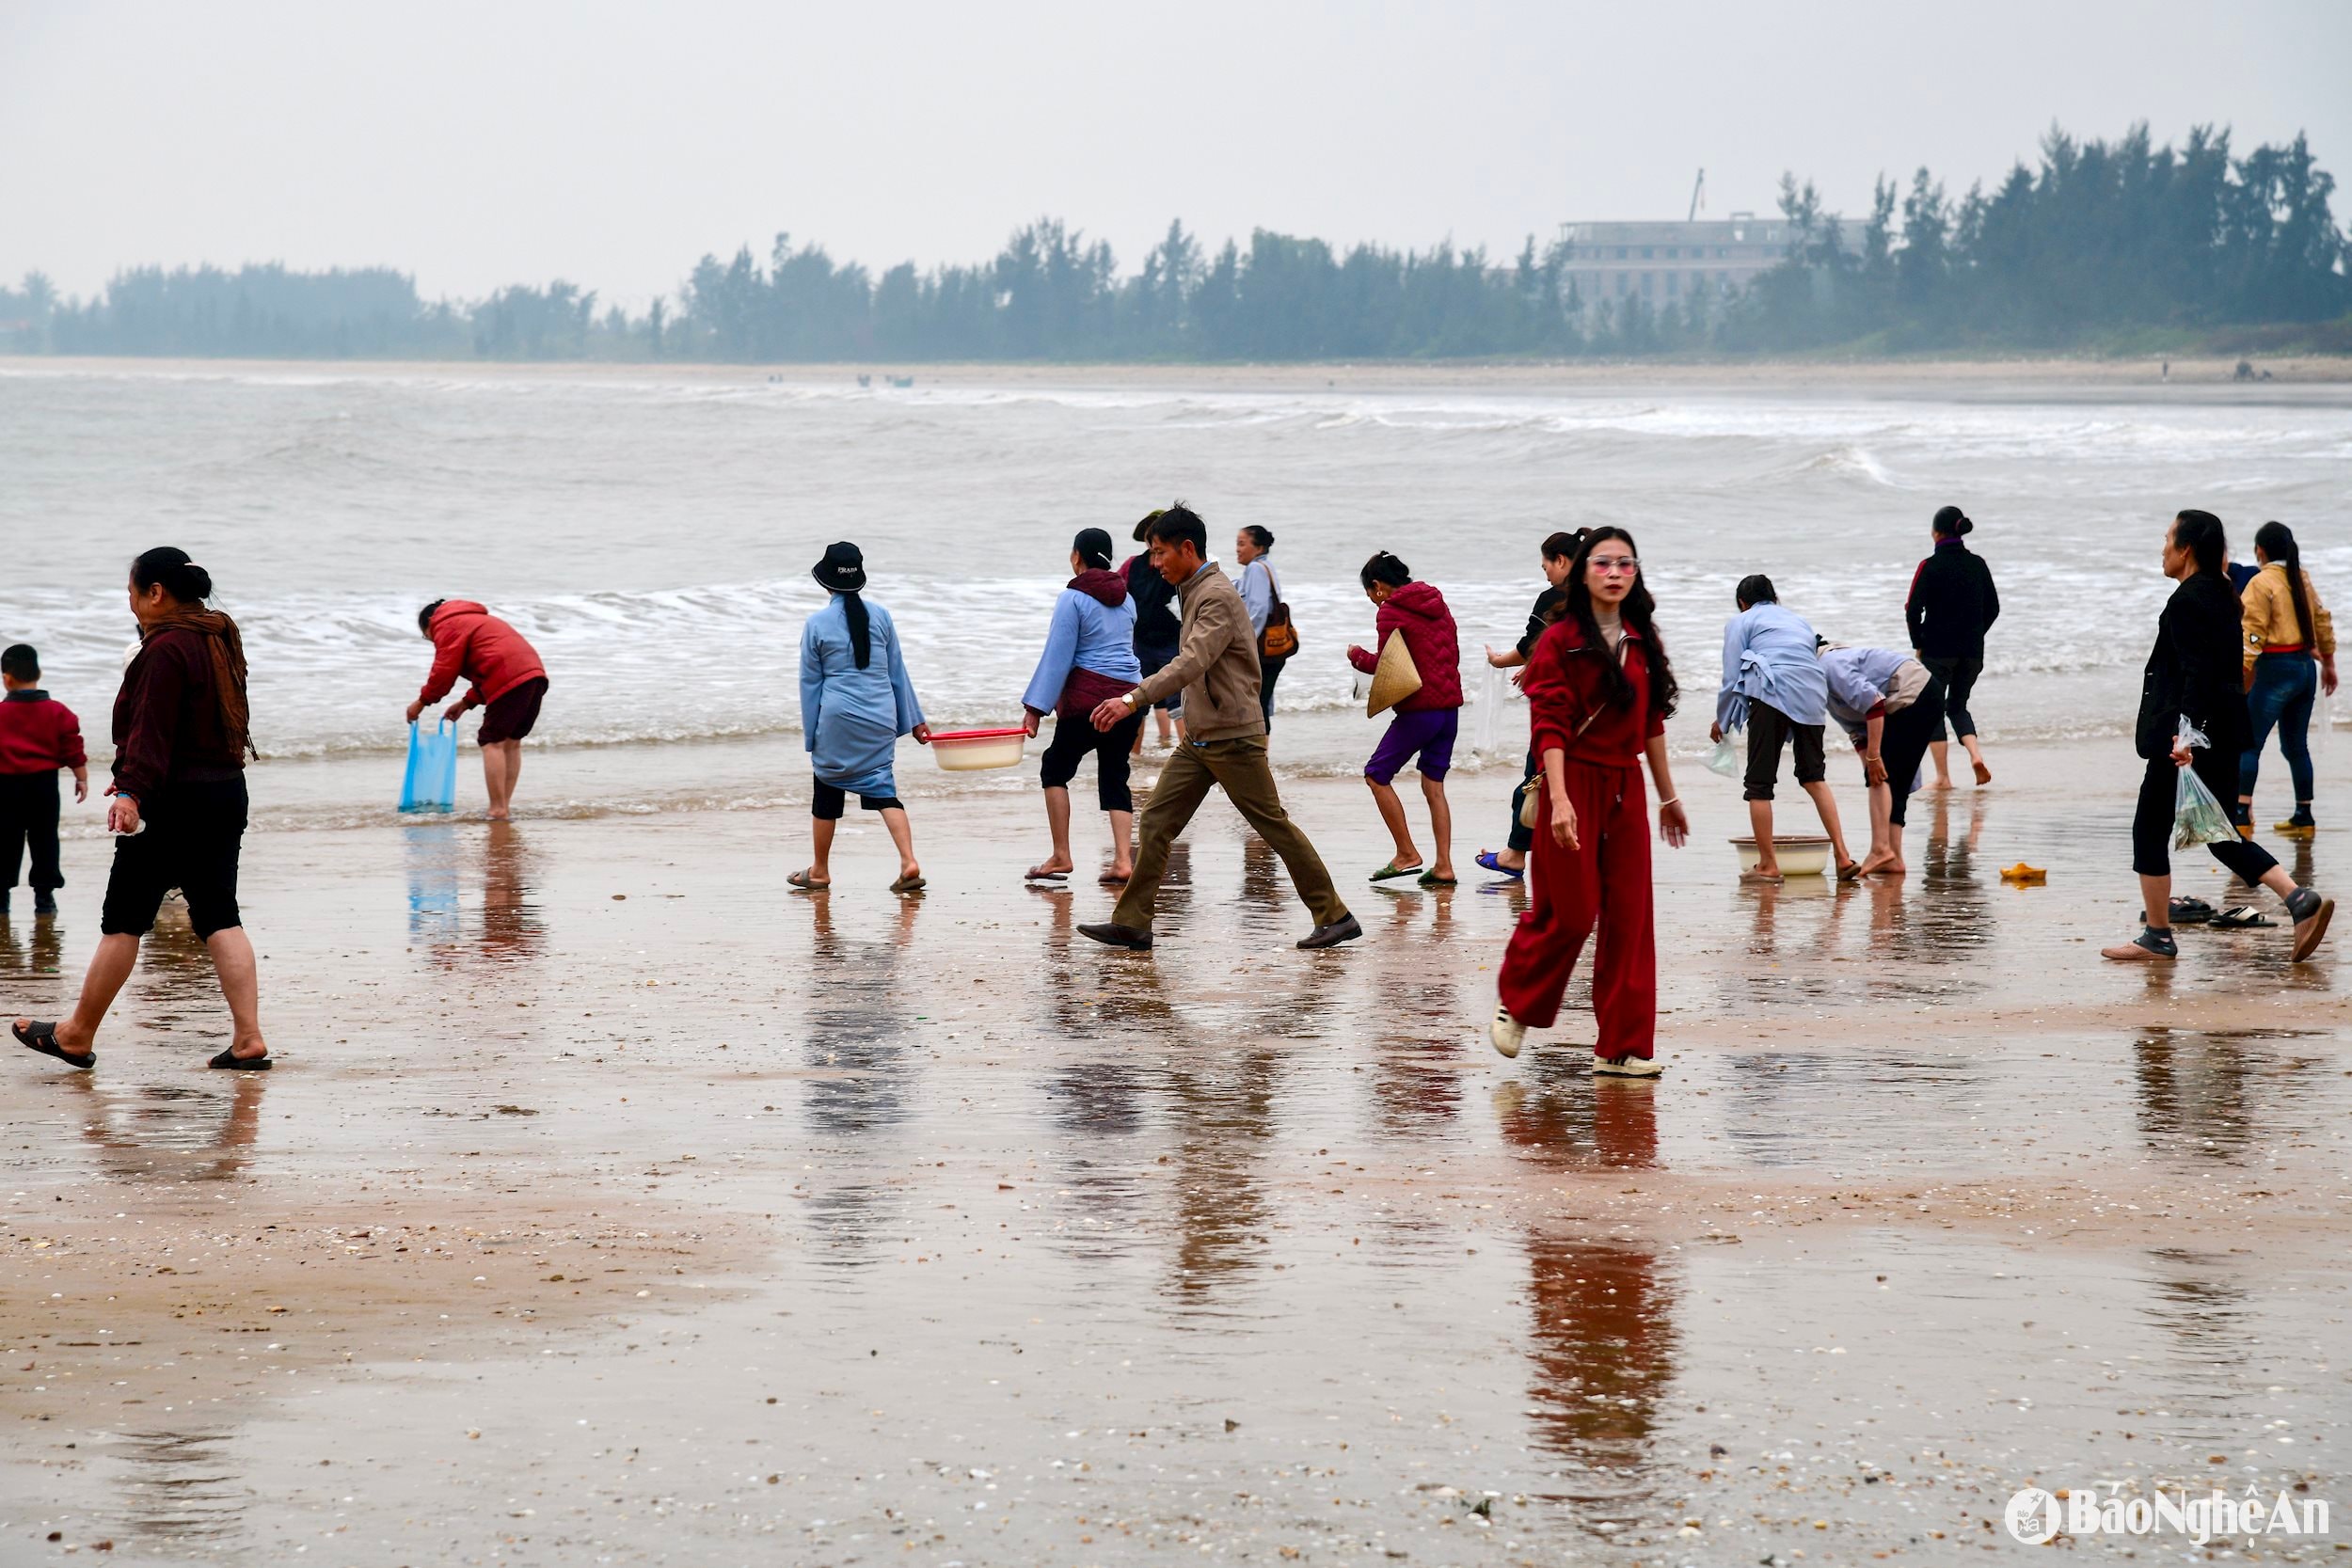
left=842, top=592, right=871, bottom=670
left=2256, top=520, right=2313, bottom=647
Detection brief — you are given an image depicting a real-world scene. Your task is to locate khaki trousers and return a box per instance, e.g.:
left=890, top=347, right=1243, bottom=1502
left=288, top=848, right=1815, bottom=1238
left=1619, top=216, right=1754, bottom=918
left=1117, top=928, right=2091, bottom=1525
left=1113, top=736, right=1348, bottom=929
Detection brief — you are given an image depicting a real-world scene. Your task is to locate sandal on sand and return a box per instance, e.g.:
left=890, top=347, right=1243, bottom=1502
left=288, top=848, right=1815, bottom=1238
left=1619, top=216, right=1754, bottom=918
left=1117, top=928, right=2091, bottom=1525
left=1417, top=871, right=1458, bottom=887
left=1025, top=866, right=1070, bottom=882
left=1836, top=860, right=1862, bottom=881
left=1368, top=862, right=1423, bottom=882
left=2169, top=896, right=2217, bottom=925
left=13, top=1020, right=93, bottom=1070
left=208, top=1047, right=273, bottom=1071
left=1098, top=870, right=1132, bottom=886
left=787, top=870, right=831, bottom=892
left=2209, top=904, right=2274, bottom=929
left=889, top=874, right=927, bottom=894
left=1474, top=851, right=1522, bottom=881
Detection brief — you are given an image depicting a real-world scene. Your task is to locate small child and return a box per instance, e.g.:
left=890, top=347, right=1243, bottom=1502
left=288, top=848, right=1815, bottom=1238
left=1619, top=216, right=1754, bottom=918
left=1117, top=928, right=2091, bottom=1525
left=0, top=643, right=88, bottom=917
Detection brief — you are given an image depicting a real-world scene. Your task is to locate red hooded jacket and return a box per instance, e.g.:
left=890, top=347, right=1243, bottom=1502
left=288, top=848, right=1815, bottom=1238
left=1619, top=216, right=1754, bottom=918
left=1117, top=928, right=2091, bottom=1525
left=420, top=601, right=548, bottom=709
left=1347, top=579, right=1463, bottom=711
left=0, top=691, right=87, bottom=776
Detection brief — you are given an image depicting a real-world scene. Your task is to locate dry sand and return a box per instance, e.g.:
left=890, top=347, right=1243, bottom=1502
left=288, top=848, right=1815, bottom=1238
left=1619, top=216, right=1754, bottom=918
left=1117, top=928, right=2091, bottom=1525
left=2, top=739, right=2347, bottom=1563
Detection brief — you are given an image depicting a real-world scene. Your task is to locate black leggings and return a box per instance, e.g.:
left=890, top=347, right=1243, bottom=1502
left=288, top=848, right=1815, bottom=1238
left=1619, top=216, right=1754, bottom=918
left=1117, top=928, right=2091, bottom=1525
left=1258, top=655, right=1287, bottom=730
left=2132, top=751, right=2279, bottom=882
left=812, top=781, right=903, bottom=821
left=1040, top=708, right=1146, bottom=812
left=1506, top=750, right=1538, bottom=853
left=1882, top=675, right=1946, bottom=829
left=1925, top=655, right=1982, bottom=742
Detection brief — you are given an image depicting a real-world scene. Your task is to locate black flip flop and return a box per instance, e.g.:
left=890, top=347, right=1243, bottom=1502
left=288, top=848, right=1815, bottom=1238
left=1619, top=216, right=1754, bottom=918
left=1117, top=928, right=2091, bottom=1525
left=2169, top=896, right=2217, bottom=925
left=2210, top=905, right=2275, bottom=930
left=13, top=1019, right=94, bottom=1070
left=208, top=1048, right=273, bottom=1071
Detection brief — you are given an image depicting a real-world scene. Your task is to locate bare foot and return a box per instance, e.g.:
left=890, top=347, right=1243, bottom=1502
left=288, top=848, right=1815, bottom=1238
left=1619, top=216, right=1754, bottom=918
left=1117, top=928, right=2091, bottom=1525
left=1866, top=859, right=1908, bottom=877
left=1928, top=777, right=1954, bottom=792
left=1855, top=851, right=1898, bottom=877
left=1740, top=867, right=1785, bottom=883
left=1972, top=760, right=1993, bottom=786
left=486, top=808, right=512, bottom=821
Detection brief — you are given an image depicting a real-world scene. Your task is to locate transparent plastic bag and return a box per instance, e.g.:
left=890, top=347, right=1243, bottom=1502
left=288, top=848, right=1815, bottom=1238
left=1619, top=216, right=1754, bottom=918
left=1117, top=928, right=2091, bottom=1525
left=2171, top=715, right=2235, bottom=849
left=1706, top=736, right=1740, bottom=778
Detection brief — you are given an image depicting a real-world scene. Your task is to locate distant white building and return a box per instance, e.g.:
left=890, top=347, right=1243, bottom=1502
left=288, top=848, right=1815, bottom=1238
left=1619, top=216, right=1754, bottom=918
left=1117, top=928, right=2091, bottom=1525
left=1556, top=214, right=1849, bottom=314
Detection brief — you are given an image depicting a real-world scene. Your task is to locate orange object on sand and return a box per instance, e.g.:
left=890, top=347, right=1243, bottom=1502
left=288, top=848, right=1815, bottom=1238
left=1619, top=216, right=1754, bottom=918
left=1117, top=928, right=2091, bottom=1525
left=1999, top=863, right=2046, bottom=884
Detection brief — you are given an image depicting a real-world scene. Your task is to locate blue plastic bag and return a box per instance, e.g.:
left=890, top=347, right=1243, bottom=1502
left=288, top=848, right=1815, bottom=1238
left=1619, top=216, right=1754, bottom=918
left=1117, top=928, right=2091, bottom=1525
left=399, top=721, right=459, bottom=813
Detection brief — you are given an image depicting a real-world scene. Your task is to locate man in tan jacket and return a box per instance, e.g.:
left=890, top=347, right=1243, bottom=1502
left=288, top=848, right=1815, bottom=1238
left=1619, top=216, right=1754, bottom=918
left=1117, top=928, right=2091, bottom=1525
left=1081, top=505, right=1359, bottom=952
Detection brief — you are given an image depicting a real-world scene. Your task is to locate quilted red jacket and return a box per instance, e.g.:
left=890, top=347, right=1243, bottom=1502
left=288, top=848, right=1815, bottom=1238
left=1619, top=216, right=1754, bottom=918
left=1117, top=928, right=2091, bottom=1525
left=1347, top=580, right=1462, bottom=711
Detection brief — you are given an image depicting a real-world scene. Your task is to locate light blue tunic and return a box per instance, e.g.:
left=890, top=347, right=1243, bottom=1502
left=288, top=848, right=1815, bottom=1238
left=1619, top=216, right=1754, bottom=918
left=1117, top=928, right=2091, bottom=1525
left=1022, top=588, right=1142, bottom=713
left=1716, top=602, right=1831, bottom=732
left=1232, top=558, right=1278, bottom=638
left=800, top=594, right=925, bottom=798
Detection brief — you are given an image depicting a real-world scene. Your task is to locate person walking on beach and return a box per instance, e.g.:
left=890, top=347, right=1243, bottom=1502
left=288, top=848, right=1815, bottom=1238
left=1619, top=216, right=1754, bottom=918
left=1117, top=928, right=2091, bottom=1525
left=1232, top=525, right=1293, bottom=731
left=1819, top=642, right=1943, bottom=877
left=793, top=543, right=931, bottom=893
left=2235, top=520, right=2335, bottom=838
left=1022, top=527, right=1143, bottom=885
left=1490, top=528, right=1690, bottom=1075
left=1347, top=552, right=1462, bottom=886
left=1078, top=504, right=1359, bottom=952
left=1709, top=576, right=1858, bottom=880
left=1905, top=505, right=2000, bottom=789
left=2103, top=510, right=2332, bottom=963
left=0, top=644, right=87, bottom=917
left=1477, top=530, right=1583, bottom=881
left=406, top=598, right=548, bottom=821
left=14, top=548, right=271, bottom=1071
left=1123, top=512, right=1184, bottom=753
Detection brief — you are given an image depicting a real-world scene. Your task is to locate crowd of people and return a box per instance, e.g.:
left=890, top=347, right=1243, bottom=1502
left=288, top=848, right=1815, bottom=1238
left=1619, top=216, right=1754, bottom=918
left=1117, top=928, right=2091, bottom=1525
left=6, top=506, right=2337, bottom=1081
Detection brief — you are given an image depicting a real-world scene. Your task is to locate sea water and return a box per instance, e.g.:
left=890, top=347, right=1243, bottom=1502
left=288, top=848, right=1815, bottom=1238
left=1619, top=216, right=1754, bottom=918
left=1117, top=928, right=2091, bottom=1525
left=6, top=363, right=2346, bottom=827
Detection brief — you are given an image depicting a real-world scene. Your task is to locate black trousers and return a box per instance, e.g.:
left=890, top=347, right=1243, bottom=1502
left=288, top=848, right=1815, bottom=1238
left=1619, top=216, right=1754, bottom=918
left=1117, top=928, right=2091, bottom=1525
left=2132, top=751, right=2279, bottom=882
left=1506, top=749, right=1538, bottom=854
left=1258, top=655, right=1288, bottom=731
left=1040, top=707, right=1145, bottom=812
left=1743, top=702, right=1826, bottom=801
left=0, top=772, right=63, bottom=891
left=1924, top=655, right=1982, bottom=741
left=811, top=781, right=903, bottom=821
left=1882, top=674, right=1946, bottom=829
left=101, top=775, right=248, bottom=939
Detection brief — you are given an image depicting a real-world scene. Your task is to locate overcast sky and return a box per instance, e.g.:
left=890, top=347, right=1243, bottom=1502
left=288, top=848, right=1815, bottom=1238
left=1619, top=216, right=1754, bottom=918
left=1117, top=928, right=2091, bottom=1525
left=5, top=0, right=2347, bottom=307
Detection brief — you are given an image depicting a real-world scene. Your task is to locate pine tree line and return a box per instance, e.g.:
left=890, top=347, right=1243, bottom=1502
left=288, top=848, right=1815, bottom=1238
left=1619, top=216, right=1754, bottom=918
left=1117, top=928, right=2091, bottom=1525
left=3, top=122, right=2344, bottom=362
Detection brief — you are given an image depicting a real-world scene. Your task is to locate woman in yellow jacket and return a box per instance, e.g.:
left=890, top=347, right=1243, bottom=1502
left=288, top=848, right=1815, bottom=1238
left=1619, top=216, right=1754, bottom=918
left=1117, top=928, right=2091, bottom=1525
left=2238, top=521, right=2336, bottom=837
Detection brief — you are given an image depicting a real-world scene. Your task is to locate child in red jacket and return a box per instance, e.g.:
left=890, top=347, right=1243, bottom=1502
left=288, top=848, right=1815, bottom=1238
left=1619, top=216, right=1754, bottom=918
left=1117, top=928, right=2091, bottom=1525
left=1346, top=553, right=1463, bottom=886
left=0, top=644, right=89, bottom=917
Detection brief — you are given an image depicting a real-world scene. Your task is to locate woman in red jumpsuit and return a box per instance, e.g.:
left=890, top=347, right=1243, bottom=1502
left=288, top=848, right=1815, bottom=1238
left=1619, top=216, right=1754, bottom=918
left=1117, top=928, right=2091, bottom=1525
left=1491, top=527, right=1690, bottom=1075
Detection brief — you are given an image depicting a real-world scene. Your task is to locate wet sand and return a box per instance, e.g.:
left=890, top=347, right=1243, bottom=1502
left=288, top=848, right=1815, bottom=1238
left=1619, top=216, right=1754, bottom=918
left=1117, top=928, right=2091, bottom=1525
left=3, top=738, right=2348, bottom=1563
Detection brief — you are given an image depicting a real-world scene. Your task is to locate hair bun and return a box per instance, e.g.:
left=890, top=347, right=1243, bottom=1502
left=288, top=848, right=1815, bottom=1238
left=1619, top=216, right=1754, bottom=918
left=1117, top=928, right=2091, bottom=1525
left=1956, top=515, right=1974, bottom=535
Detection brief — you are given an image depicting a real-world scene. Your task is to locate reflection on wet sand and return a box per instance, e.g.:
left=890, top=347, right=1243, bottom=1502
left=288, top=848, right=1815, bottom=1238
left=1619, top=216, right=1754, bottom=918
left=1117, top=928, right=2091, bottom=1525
left=1496, top=1069, right=1679, bottom=1528
left=1368, top=884, right=1464, bottom=1134
left=798, top=895, right=923, bottom=1273
left=69, top=1072, right=265, bottom=1185
left=108, top=1428, right=247, bottom=1544
left=406, top=821, right=546, bottom=971
left=0, top=911, right=65, bottom=980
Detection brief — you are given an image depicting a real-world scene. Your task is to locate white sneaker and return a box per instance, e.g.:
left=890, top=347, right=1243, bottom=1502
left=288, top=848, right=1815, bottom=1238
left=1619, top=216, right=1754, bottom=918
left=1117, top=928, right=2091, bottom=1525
left=1489, top=1004, right=1527, bottom=1060
left=1593, top=1053, right=1662, bottom=1078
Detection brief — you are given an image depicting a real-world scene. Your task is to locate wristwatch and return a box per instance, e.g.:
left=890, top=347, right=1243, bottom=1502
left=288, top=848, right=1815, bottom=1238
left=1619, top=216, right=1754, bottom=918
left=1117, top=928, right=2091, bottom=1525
left=1121, top=691, right=1137, bottom=709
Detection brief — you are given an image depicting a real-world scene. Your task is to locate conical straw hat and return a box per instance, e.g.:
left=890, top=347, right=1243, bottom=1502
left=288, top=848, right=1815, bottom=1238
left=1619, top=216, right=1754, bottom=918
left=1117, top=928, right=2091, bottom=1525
left=1367, top=628, right=1423, bottom=717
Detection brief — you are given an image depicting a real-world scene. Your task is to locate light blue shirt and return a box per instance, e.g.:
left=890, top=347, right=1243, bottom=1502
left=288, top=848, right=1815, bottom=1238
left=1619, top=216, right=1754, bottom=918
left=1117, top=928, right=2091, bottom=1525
left=800, top=594, right=925, bottom=798
left=1717, top=602, right=1830, bottom=731
left=1821, top=646, right=1917, bottom=735
left=1232, top=558, right=1278, bottom=638
left=1023, top=586, right=1142, bottom=712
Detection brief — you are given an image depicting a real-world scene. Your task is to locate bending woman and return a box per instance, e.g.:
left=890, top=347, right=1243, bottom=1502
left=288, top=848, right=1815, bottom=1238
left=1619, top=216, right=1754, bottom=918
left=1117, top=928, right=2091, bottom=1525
left=1489, top=527, right=1690, bottom=1076
left=1023, top=527, right=1143, bottom=884
left=15, top=547, right=270, bottom=1071
left=2236, top=520, right=2336, bottom=837
left=793, top=543, right=931, bottom=894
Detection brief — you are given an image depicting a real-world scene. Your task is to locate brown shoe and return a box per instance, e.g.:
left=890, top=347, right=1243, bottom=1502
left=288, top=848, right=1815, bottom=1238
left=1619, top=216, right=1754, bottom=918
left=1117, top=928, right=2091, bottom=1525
left=2289, top=890, right=2334, bottom=962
